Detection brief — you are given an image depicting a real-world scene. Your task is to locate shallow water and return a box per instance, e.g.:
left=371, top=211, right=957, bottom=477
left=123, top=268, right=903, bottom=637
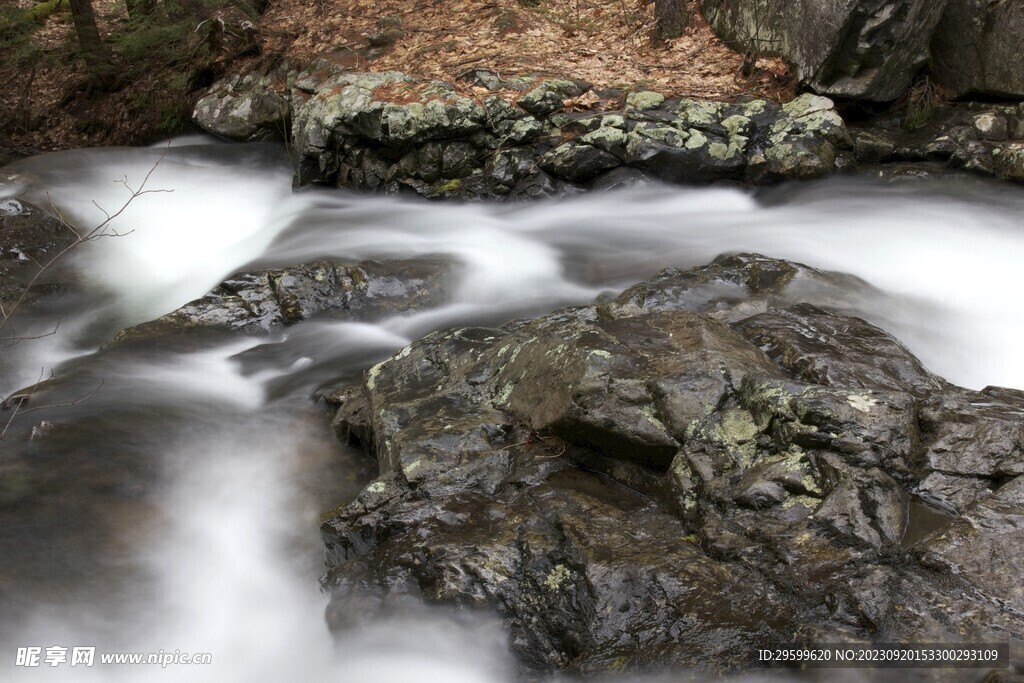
left=1, top=140, right=1023, bottom=680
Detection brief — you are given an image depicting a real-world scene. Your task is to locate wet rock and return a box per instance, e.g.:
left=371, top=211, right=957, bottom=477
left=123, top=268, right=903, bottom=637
left=538, top=143, right=621, bottom=182
left=623, top=122, right=745, bottom=183
left=323, top=467, right=796, bottom=675
left=0, top=199, right=78, bottom=318
left=699, top=0, right=947, bottom=101
left=579, top=125, right=629, bottom=158
left=995, top=145, right=1024, bottom=182
left=746, top=95, right=849, bottom=183
left=918, top=475, right=1024, bottom=612
left=846, top=102, right=1024, bottom=184
left=917, top=388, right=1024, bottom=482
left=112, top=259, right=450, bottom=343
left=733, top=302, right=946, bottom=397
left=814, top=464, right=909, bottom=550
left=497, top=310, right=784, bottom=469
left=612, top=252, right=887, bottom=323
left=322, top=254, right=1024, bottom=675
left=195, top=67, right=854, bottom=195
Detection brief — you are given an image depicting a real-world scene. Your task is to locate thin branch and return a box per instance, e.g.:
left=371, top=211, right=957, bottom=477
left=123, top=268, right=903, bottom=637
left=0, top=377, right=104, bottom=440
left=1, top=147, right=172, bottom=437
left=0, top=366, right=48, bottom=439
left=14, top=380, right=104, bottom=416
left=1, top=145, right=173, bottom=330
left=0, top=320, right=61, bottom=349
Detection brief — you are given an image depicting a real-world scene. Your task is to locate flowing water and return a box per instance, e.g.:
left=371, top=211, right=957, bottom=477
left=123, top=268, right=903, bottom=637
left=1, top=140, right=1023, bottom=681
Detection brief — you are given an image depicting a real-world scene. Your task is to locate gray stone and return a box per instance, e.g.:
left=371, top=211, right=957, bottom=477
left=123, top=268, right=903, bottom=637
left=111, top=259, right=450, bottom=343
left=746, top=95, right=848, bottom=183
left=733, top=302, right=946, bottom=397
left=517, top=79, right=589, bottom=118
left=537, top=143, right=621, bottom=182
left=193, top=70, right=291, bottom=141
left=931, top=0, right=1024, bottom=99
left=699, top=0, right=948, bottom=101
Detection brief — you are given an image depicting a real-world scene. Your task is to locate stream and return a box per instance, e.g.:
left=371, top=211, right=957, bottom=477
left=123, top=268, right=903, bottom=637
left=1, top=139, right=1023, bottom=681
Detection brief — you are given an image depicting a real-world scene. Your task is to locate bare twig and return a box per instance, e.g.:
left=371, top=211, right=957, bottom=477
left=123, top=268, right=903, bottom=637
left=0, top=366, right=48, bottom=439
left=0, top=320, right=60, bottom=349
left=0, top=374, right=104, bottom=441
left=1, top=145, right=172, bottom=341
left=14, top=380, right=104, bottom=416
left=0, top=148, right=170, bottom=437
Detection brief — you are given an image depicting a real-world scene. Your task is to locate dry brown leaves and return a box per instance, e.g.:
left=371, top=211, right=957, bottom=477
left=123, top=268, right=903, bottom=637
left=260, top=0, right=792, bottom=102
left=1, top=0, right=139, bottom=150
left=1, top=0, right=793, bottom=151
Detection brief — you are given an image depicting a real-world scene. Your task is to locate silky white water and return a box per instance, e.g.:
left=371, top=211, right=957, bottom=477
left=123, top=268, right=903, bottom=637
left=1, top=141, right=1023, bottom=681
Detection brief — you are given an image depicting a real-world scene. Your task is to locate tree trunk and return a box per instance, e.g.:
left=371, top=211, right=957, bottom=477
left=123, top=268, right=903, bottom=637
left=654, top=0, right=689, bottom=41
left=68, top=0, right=113, bottom=86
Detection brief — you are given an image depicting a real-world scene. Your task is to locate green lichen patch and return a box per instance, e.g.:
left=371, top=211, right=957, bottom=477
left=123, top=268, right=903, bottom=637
left=626, top=91, right=665, bottom=111
left=544, top=563, right=573, bottom=590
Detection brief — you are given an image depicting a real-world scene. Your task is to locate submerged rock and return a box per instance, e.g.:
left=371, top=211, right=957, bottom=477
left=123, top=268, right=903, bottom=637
left=321, top=254, right=1024, bottom=675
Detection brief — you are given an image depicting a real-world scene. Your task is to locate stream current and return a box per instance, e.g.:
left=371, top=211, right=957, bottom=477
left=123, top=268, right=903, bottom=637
left=1, top=139, right=1023, bottom=681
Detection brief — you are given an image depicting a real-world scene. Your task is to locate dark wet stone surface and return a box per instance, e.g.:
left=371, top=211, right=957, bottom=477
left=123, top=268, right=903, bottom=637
left=321, top=254, right=1024, bottom=676
left=110, top=258, right=452, bottom=345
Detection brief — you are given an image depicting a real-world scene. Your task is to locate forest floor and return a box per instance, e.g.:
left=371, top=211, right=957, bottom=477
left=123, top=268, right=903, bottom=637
left=0, top=0, right=793, bottom=151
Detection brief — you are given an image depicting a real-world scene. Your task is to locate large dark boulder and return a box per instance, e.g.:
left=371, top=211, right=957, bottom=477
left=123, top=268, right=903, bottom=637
left=930, top=0, right=1024, bottom=99
left=699, top=0, right=948, bottom=101
left=322, top=254, right=1024, bottom=676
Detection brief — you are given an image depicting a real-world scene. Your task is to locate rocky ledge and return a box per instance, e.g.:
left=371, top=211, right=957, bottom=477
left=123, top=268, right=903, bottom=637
left=193, top=64, right=1024, bottom=198
left=109, top=258, right=451, bottom=346
left=194, top=65, right=848, bottom=196
left=321, top=254, right=1024, bottom=677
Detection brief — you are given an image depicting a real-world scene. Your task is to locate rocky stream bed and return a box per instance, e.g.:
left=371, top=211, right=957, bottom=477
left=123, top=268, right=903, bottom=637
left=8, top=179, right=1021, bottom=678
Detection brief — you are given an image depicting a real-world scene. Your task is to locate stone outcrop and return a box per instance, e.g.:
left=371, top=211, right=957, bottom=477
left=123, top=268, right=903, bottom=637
left=192, top=68, right=292, bottom=141
left=847, top=102, right=1024, bottom=183
left=193, top=64, right=850, bottom=196
left=194, top=63, right=1024, bottom=193
left=698, top=0, right=948, bottom=102
left=697, top=0, right=1024, bottom=103
left=320, top=254, right=1024, bottom=676
left=930, top=0, right=1024, bottom=99
left=110, top=258, right=450, bottom=344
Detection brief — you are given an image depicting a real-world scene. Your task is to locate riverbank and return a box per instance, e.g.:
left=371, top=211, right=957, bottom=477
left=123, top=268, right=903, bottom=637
left=0, top=0, right=788, bottom=152
left=191, top=62, right=1024, bottom=197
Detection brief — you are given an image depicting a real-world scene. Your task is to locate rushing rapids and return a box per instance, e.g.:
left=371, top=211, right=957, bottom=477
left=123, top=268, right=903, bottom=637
left=1, top=139, right=1023, bottom=680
